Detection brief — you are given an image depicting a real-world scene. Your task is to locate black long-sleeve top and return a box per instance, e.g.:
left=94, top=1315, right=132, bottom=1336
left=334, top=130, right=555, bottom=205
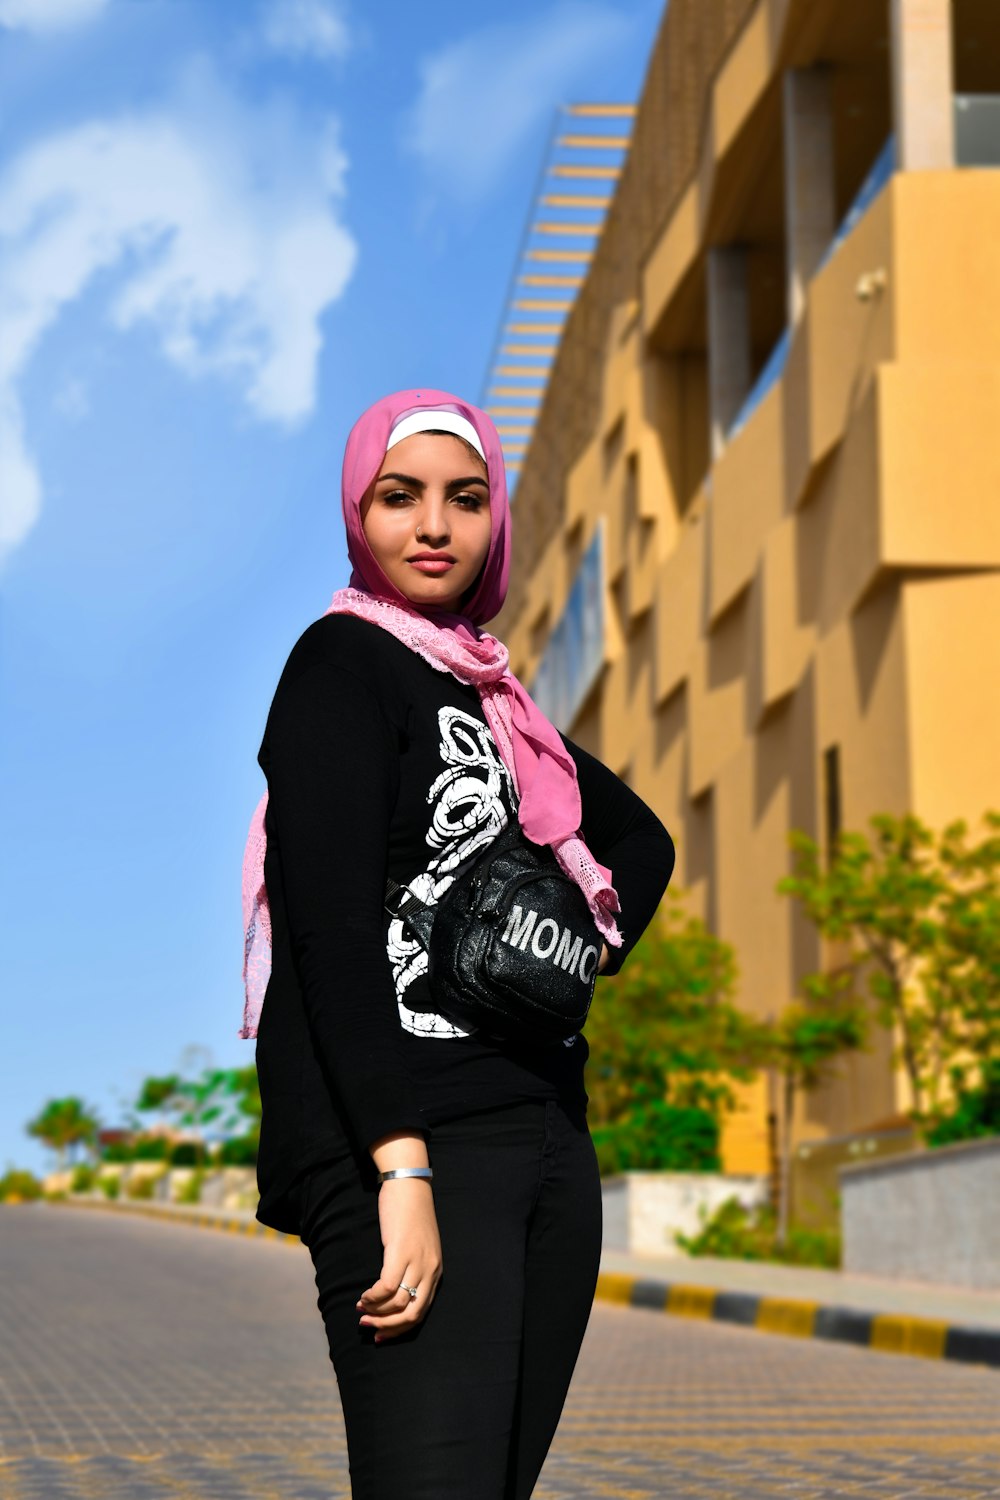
left=253, top=613, right=675, bottom=1233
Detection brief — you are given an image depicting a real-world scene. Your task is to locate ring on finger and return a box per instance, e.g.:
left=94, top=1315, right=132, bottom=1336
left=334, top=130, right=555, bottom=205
left=398, top=1282, right=418, bottom=1299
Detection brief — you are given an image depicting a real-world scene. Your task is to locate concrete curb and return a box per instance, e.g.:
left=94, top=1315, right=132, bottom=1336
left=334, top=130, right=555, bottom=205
left=594, top=1269, right=1000, bottom=1370
left=49, top=1197, right=1000, bottom=1370
left=51, top=1194, right=302, bottom=1245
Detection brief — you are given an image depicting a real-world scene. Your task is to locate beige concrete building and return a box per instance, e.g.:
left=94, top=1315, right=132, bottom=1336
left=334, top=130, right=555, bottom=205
left=492, top=0, right=1000, bottom=1171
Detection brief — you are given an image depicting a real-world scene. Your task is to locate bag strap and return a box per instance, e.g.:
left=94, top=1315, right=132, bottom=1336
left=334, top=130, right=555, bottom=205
left=384, top=876, right=439, bottom=959
left=384, top=877, right=434, bottom=919
left=385, top=814, right=543, bottom=920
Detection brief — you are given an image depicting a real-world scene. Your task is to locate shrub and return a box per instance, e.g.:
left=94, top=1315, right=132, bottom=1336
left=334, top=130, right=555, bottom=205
left=169, top=1142, right=204, bottom=1167
left=926, top=1061, right=1000, bottom=1148
left=125, top=1173, right=158, bottom=1200
left=0, top=1169, right=43, bottom=1202
left=70, top=1164, right=95, bottom=1193
left=781, top=1222, right=842, bottom=1268
left=592, top=1101, right=720, bottom=1176
left=593, top=1134, right=627, bottom=1178
left=218, top=1135, right=258, bottom=1167
left=177, top=1170, right=204, bottom=1204
left=101, top=1141, right=134, bottom=1162
left=132, top=1137, right=168, bottom=1162
left=100, top=1175, right=120, bottom=1199
left=675, top=1195, right=841, bottom=1268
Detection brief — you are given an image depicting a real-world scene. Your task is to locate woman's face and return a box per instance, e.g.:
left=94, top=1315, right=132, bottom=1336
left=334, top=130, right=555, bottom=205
left=360, top=431, right=492, bottom=612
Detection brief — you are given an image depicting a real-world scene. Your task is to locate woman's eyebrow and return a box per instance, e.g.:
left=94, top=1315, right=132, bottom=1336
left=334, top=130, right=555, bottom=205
left=447, top=476, right=489, bottom=490
left=376, top=472, right=489, bottom=491
left=377, top=471, right=424, bottom=488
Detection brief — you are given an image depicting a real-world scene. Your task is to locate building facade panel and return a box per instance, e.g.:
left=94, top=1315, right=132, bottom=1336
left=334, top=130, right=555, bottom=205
left=710, top=378, right=787, bottom=620
left=803, top=181, right=896, bottom=475
left=652, top=519, right=706, bottom=705
left=813, top=584, right=913, bottom=829
left=759, top=516, right=814, bottom=713
left=902, top=571, right=1000, bottom=827
left=687, top=596, right=750, bottom=801
left=786, top=375, right=882, bottom=640
left=880, top=361, right=1000, bottom=567
left=893, top=170, right=1000, bottom=360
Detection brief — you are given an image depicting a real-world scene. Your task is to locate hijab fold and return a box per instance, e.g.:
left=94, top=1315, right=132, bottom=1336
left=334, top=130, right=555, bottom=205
left=240, top=388, right=621, bottom=1040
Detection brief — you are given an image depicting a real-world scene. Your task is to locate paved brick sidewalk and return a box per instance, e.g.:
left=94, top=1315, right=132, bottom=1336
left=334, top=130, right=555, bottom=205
left=3, top=1203, right=1000, bottom=1498
left=58, top=1194, right=1000, bottom=1368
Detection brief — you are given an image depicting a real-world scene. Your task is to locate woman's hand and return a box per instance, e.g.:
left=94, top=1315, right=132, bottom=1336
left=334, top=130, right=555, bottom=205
left=359, top=1131, right=442, bottom=1342
left=357, top=1179, right=443, bottom=1342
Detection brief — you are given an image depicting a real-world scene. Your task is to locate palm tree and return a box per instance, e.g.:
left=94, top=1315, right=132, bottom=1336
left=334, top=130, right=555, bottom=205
left=26, top=1097, right=101, bottom=1170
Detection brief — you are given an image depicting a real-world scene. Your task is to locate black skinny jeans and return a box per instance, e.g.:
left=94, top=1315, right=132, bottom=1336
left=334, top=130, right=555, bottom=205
left=292, top=1097, right=603, bottom=1500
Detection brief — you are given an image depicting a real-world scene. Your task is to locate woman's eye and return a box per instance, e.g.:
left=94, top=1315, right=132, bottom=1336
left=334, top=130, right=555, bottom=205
left=382, top=490, right=412, bottom=505
left=455, top=493, right=484, bottom=509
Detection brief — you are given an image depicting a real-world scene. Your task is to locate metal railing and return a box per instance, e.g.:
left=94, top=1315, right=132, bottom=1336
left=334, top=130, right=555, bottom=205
left=481, top=105, right=634, bottom=489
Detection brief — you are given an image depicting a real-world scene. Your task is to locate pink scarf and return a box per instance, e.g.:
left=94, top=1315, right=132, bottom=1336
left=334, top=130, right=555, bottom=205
left=239, top=388, right=622, bottom=1040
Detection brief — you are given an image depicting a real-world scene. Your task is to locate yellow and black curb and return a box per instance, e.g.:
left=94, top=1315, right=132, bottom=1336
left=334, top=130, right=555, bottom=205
left=594, top=1269, right=1000, bottom=1371
left=51, top=1198, right=1000, bottom=1371
left=52, top=1194, right=302, bottom=1245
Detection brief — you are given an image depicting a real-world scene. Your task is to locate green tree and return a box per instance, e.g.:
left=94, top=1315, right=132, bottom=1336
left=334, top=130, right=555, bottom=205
left=925, top=1058, right=1000, bottom=1147
left=763, top=980, right=868, bottom=1247
left=134, top=1072, right=186, bottom=1154
left=223, top=1064, right=261, bottom=1141
left=25, top=1097, right=101, bottom=1170
left=922, top=816, right=1000, bottom=1096
left=778, top=812, right=1000, bottom=1131
left=135, top=1073, right=184, bottom=1118
left=135, top=1053, right=259, bottom=1166
left=587, top=888, right=768, bottom=1131
left=174, top=1068, right=245, bottom=1165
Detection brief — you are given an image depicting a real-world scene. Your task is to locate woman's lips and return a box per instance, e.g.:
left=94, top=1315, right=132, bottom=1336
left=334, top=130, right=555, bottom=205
left=407, top=559, right=455, bottom=574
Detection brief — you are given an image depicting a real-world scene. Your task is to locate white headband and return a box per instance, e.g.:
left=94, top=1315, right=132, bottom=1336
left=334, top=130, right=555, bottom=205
left=385, top=408, right=486, bottom=463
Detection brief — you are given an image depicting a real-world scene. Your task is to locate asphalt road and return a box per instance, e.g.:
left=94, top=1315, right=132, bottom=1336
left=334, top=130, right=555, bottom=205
left=2, top=1204, right=999, bottom=1499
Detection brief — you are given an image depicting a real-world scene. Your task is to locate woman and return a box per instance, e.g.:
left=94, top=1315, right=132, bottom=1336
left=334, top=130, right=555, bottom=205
left=241, top=387, right=675, bottom=1499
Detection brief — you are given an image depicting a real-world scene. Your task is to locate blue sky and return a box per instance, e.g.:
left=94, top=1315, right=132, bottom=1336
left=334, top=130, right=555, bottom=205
left=0, top=0, right=661, bottom=1173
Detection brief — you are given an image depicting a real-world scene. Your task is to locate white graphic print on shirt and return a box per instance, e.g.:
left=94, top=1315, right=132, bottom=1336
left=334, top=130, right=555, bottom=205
left=387, top=705, right=514, bottom=1039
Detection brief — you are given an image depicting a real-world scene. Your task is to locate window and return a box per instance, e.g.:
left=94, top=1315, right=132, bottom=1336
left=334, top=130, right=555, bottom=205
left=823, top=744, right=842, bottom=864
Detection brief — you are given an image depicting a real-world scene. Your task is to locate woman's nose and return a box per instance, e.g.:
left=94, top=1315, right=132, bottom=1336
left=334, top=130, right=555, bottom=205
left=416, top=507, right=450, bottom=543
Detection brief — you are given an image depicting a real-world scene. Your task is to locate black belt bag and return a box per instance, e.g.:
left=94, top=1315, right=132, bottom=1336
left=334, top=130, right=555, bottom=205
left=383, top=819, right=603, bottom=1045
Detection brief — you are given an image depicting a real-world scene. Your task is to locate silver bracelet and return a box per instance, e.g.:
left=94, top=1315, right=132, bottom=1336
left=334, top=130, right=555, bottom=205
left=375, top=1166, right=434, bottom=1185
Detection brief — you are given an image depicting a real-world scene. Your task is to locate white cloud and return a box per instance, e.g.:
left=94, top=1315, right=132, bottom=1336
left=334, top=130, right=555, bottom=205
left=0, top=58, right=357, bottom=561
left=260, top=0, right=349, bottom=60
left=0, top=390, right=41, bottom=553
left=0, top=0, right=109, bottom=33
left=405, top=1, right=634, bottom=203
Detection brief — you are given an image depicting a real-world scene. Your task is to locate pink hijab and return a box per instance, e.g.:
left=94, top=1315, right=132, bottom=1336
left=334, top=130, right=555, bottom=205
left=240, top=387, right=621, bottom=1039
